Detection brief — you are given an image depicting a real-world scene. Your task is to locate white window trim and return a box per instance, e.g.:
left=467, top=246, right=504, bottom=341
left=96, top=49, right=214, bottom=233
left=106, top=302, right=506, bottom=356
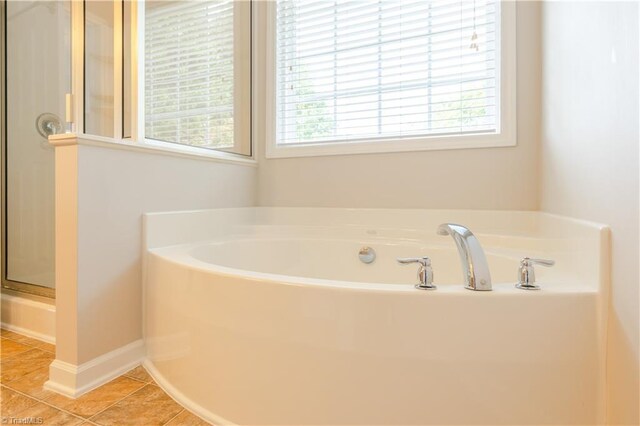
left=265, top=1, right=517, bottom=159
left=72, top=133, right=258, bottom=167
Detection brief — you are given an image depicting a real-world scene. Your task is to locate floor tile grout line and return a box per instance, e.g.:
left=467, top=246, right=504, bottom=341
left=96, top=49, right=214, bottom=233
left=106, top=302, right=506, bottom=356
left=3, top=344, right=54, bottom=356
left=1, top=333, right=48, bottom=349
left=3, top=384, right=76, bottom=417
left=1, top=346, right=46, bottom=362
left=1, top=342, right=53, bottom=359
left=1, top=360, right=52, bottom=382
left=0, top=384, right=41, bottom=413
left=86, top=382, right=152, bottom=423
left=3, top=373, right=140, bottom=423
left=1, top=383, right=87, bottom=423
left=29, top=379, right=146, bottom=424
left=122, top=374, right=149, bottom=384
left=0, top=349, right=55, bottom=386
left=3, top=331, right=195, bottom=424
left=122, top=372, right=155, bottom=385
left=0, top=348, right=35, bottom=364
left=2, top=367, right=204, bottom=425
left=162, top=408, right=186, bottom=426
left=1, top=331, right=55, bottom=355
left=3, top=374, right=48, bottom=393
left=140, top=366, right=212, bottom=425
left=152, top=384, right=212, bottom=425
left=2, top=338, right=146, bottom=422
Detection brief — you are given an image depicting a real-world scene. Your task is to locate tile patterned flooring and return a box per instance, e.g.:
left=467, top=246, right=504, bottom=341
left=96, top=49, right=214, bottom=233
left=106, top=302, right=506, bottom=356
left=0, top=329, right=211, bottom=425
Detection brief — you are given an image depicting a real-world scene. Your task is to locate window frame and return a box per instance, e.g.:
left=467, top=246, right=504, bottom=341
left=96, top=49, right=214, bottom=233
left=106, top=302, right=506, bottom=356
left=138, top=0, right=253, bottom=157
left=70, top=0, right=256, bottom=165
left=265, top=0, right=517, bottom=159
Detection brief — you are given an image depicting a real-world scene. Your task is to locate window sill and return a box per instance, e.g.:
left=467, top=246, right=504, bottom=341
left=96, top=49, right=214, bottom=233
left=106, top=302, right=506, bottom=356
left=265, top=133, right=517, bottom=159
left=49, top=133, right=257, bottom=167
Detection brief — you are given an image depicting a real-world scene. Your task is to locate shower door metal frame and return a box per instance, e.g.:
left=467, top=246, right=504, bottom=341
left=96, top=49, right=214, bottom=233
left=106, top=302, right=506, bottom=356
left=0, top=0, right=55, bottom=299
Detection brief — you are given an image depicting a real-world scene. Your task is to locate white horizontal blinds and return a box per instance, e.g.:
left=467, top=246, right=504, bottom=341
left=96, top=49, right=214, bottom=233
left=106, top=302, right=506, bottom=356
left=145, top=0, right=234, bottom=149
left=276, top=0, right=499, bottom=145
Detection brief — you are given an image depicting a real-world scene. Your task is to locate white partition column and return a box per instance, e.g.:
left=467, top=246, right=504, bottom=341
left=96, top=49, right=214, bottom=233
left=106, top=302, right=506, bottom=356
left=42, top=0, right=257, bottom=398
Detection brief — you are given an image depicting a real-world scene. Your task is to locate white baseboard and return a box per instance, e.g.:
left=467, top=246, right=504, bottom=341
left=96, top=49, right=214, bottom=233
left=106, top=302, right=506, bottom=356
left=143, top=359, right=235, bottom=426
left=44, top=339, right=144, bottom=398
left=1, top=293, right=55, bottom=343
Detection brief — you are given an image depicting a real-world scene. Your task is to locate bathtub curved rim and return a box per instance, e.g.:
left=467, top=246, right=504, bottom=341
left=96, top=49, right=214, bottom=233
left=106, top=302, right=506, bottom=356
left=147, top=243, right=597, bottom=295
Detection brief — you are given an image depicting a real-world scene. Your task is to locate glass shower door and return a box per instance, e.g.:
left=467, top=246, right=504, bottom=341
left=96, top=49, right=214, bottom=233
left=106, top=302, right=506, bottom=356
left=3, top=0, right=71, bottom=296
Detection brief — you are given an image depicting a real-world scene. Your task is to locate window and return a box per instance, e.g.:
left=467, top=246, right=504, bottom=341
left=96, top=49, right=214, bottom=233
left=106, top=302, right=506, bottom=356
left=144, top=0, right=251, bottom=155
left=269, top=0, right=516, bottom=158
left=84, top=1, right=115, bottom=138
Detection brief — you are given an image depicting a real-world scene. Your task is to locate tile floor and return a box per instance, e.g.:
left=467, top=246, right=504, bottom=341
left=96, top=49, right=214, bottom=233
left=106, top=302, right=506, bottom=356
left=1, top=329, right=211, bottom=425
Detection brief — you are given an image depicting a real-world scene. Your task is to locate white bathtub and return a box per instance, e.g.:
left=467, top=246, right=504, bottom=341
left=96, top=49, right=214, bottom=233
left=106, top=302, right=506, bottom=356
left=143, top=208, right=609, bottom=425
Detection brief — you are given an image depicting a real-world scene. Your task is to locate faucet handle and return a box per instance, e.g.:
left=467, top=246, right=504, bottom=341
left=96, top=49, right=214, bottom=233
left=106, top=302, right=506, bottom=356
left=524, top=258, right=555, bottom=267
left=397, top=257, right=436, bottom=290
left=516, top=257, right=555, bottom=290
left=397, top=257, right=431, bottom=267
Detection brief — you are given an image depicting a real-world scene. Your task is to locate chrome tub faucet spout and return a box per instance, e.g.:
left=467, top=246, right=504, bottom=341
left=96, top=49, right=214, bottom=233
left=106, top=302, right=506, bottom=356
left=437, top=223, right=492, bottom=291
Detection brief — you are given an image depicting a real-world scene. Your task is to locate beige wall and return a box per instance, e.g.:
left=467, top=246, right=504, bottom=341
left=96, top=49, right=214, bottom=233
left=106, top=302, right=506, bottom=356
left=74, top=145, right=256, bottom=363
left=540, top=2, right=639, bottom=424
left=44, top=2, right=639, bottom=419
left=256, top=2, right=541, bottom=210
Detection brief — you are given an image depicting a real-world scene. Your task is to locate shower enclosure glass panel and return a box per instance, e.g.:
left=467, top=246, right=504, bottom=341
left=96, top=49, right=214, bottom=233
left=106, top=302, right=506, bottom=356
left=4, top=0, right=71, bottom=293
